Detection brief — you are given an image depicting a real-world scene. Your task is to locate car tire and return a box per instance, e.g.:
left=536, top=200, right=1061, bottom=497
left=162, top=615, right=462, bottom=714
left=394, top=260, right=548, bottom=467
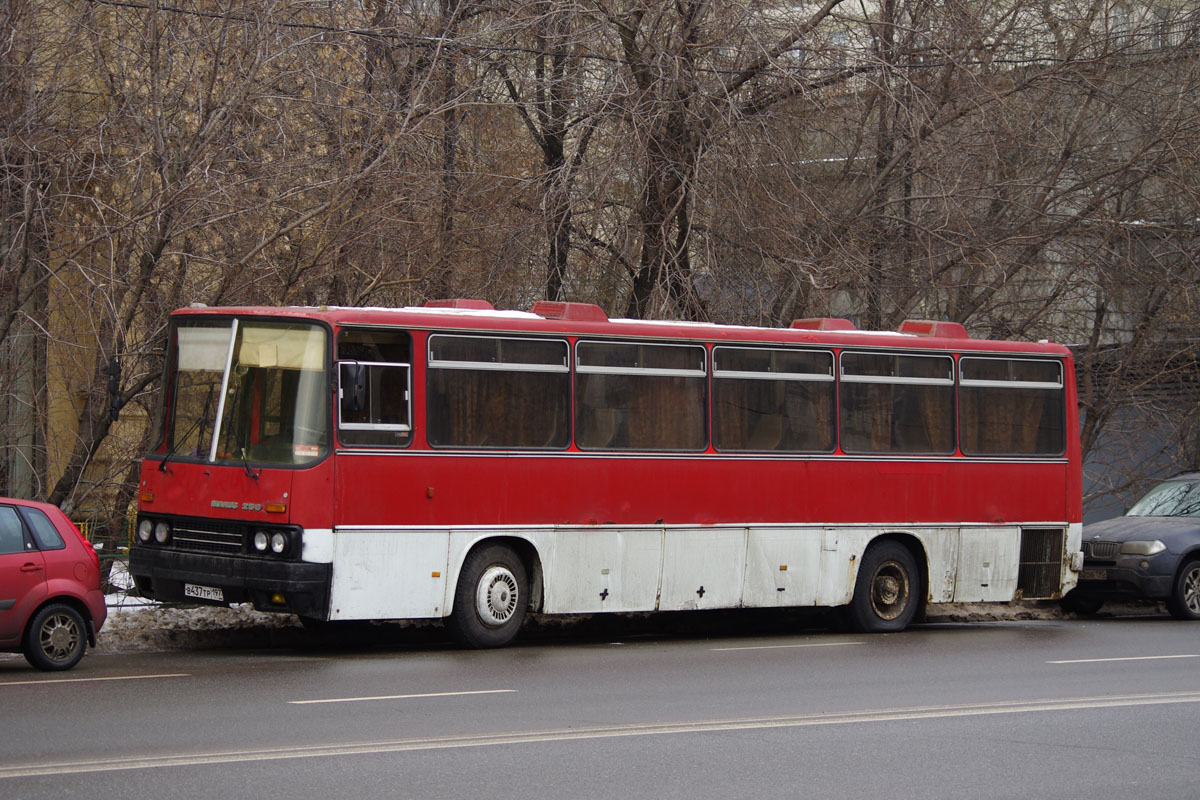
left=1060, top=590, right=1104, bottom=616
left=447, top=545, right=527, bottom=648
left=1166, top=560, right=1200, bottom=620
left=23, top=603, right=88, bottom=671
left=841, top=541, right=922, bottom=633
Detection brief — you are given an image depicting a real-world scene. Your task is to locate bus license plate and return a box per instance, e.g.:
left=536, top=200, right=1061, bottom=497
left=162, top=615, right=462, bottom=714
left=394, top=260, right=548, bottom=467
left=184, top=583, right=224, bottom=602
left=1080, top=569, right=1108, bottom=581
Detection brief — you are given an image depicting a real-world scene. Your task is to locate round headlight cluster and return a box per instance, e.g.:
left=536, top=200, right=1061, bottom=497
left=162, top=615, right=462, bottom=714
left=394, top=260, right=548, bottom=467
left=252, top=529, right=290, bottom=556
left=136, top=518, right=171, bottom=545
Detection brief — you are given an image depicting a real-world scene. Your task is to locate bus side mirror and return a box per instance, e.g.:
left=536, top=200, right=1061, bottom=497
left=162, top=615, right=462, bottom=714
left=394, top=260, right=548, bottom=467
left=340, top=362, right=366, bottom=414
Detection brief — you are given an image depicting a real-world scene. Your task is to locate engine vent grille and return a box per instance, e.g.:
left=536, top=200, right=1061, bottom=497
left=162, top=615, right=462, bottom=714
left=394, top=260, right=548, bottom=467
left=1017, top=527, right=1065, bottom=599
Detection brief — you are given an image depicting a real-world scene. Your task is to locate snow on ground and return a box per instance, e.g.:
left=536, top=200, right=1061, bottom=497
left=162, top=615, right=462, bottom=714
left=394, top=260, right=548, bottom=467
left=95, top=560, right=303, bottom=654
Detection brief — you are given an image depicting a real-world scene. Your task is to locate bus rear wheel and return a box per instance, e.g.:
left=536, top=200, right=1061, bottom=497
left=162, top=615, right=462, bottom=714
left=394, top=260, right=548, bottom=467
left=447, top=545, right=528, bottom=648
left=843, top=541, right=922, bottom=633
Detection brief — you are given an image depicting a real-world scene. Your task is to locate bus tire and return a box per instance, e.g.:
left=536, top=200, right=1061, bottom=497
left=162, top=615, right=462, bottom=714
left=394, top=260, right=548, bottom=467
left=843, top=541, right=921, bottom=633
left=1166, top=560, right=1200, bottom=620
left=447, top=545, right=528, bottom=648
left=23, top=603, right=88, bottom=671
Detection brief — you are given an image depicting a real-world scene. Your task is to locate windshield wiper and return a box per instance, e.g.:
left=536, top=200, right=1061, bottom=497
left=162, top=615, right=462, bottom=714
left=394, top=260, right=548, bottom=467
left=159, top=384, right=214, bottom=472
left=239, top=447, right=259, bottom=480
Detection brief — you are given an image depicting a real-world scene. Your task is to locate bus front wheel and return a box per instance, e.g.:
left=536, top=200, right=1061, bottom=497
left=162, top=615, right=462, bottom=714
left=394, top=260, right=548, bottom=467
left=843, top=541, right=922, bottom=633
left=447, top=545, right=528, bottom=648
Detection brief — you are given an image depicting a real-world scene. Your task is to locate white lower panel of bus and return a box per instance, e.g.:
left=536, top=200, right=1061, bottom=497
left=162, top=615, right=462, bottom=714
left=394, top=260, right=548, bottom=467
left=323, top=523, right=1046, bottom=621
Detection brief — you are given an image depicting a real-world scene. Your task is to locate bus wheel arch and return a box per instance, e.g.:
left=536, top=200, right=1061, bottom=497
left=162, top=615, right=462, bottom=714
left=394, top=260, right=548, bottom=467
left=446, top=538, right=541, bottom=648
left=843, top=534, right=927, bottom=633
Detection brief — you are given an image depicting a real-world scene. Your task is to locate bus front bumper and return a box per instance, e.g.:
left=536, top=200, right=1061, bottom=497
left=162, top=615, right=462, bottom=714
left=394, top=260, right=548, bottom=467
left=129, top=546, right=331, bottom=619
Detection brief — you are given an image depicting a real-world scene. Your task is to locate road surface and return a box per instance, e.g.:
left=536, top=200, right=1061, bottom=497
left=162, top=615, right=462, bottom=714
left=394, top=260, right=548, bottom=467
left=2, top=612, right=1197, bottom=798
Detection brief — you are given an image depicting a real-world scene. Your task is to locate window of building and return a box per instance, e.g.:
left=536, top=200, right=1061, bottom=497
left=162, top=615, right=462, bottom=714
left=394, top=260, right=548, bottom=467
left=575, top=341, right=707, bottom=451
left=959, top=357, right=1065, bottom=456
left=427, top=335, right=569, bottom=449
left=712, top=347, right=835, bottom=452
left=840, top=351, right=955, bottom=454
left=337, top=328, right=412, bottom=448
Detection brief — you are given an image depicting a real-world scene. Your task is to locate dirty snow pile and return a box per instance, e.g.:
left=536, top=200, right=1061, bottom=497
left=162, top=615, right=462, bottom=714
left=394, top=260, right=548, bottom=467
left=96, top=561, right=303, bottom=654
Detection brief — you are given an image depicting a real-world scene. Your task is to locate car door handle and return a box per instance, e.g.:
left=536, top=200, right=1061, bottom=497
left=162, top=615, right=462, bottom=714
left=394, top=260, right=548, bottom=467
left=20, top=563, right=44, bottom=573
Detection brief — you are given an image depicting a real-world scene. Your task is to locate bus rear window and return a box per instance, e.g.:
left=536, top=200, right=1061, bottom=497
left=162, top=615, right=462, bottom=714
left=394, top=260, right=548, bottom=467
left=959, top=357, right=1065, bottom=456
left=576, top=341, right=706, bottom=451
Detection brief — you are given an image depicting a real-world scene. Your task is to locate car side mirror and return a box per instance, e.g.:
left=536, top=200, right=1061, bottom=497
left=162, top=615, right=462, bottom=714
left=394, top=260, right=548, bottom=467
left=340, top=362, right=366, bottom=414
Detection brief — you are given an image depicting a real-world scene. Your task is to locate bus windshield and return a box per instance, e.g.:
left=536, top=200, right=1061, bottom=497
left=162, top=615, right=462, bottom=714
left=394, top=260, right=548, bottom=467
left=161, top=319, right=329, bottom=466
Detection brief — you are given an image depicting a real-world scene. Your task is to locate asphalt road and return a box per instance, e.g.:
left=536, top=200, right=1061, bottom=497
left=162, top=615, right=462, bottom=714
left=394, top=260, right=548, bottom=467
left=2, top=612, right=1199, bottom=799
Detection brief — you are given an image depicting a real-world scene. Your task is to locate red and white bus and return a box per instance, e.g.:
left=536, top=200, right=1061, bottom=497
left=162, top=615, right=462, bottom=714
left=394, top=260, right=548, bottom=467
left=130, top=300, right=1083, bottom=646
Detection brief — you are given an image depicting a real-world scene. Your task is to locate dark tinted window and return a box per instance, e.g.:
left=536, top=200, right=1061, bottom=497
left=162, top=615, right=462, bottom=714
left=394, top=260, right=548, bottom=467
left=576, top=341, right=706, bottom=451
left=840, top=352, right=955, bottom=454
left=712, top=347, right=835, bottom=452
left=959, top=357, right=1065, bottom=456
left=427, top=336, right=569, bottom=449
left=0, top=506, right=27, bottom=555
left=22, top=508, right=65, bottom=551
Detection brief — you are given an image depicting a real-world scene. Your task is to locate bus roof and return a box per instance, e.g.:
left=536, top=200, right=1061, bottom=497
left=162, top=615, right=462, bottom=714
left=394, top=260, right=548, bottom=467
left=171, top=301, right=1072, bottom=357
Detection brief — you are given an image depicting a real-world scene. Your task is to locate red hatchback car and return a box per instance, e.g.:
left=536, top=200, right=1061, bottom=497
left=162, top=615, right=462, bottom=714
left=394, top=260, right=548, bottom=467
left=0, top=497, right=107, bottom=670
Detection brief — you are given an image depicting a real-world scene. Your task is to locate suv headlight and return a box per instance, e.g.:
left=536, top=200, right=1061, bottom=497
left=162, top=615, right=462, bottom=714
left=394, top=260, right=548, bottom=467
left=1120, top=540, right=1166, bottom=556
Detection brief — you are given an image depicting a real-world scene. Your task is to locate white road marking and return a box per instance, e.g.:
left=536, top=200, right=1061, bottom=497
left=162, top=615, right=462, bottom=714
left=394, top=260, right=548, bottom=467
left=1048, top=654, right=1200, bottom=665
left=289, top=689, right=518, bottom=705
left=0, top=673, right=189, bottom=688
left=711, top=641, right=865, bottom=652
left=5, top=690, right=1200, bottom=778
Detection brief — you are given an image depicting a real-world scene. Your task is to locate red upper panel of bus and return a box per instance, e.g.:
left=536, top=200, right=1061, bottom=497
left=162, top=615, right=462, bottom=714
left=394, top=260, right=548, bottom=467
left=171, top=302, right=1072, bottom=358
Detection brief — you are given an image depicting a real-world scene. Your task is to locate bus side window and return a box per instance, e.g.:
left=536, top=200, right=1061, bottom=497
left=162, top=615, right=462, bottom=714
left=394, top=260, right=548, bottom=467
left=712, top=346, right=835, bottom=453
left=575, top=341, right=706, bottom=451
left=336, top=328, right=412, bottom=447
left=426, top=335, right=570, bottom=449
left=839, top=352, right=955, bottom=455
left=959, top=357, right=1065, bottom=456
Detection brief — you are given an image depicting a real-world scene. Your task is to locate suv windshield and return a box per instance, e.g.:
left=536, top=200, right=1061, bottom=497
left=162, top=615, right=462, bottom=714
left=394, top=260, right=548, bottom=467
left=1127, top=480, right=1200, bottom=518
left=159, top=319, right=329, bottom=466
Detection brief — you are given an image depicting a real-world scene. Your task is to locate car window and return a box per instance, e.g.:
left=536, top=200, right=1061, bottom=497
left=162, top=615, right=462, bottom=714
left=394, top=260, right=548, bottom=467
left=0, top=505, right=28, bottom=555
left=1127, top=480, right=1200, bottom=517
left=21, top=508, right=66, bottom=550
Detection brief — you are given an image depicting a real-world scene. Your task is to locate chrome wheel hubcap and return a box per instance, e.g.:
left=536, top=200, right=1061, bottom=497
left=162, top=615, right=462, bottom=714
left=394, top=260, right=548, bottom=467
left=39, top=614, right=81, bottom=663
left=476, top=566, right=519, bottom=626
